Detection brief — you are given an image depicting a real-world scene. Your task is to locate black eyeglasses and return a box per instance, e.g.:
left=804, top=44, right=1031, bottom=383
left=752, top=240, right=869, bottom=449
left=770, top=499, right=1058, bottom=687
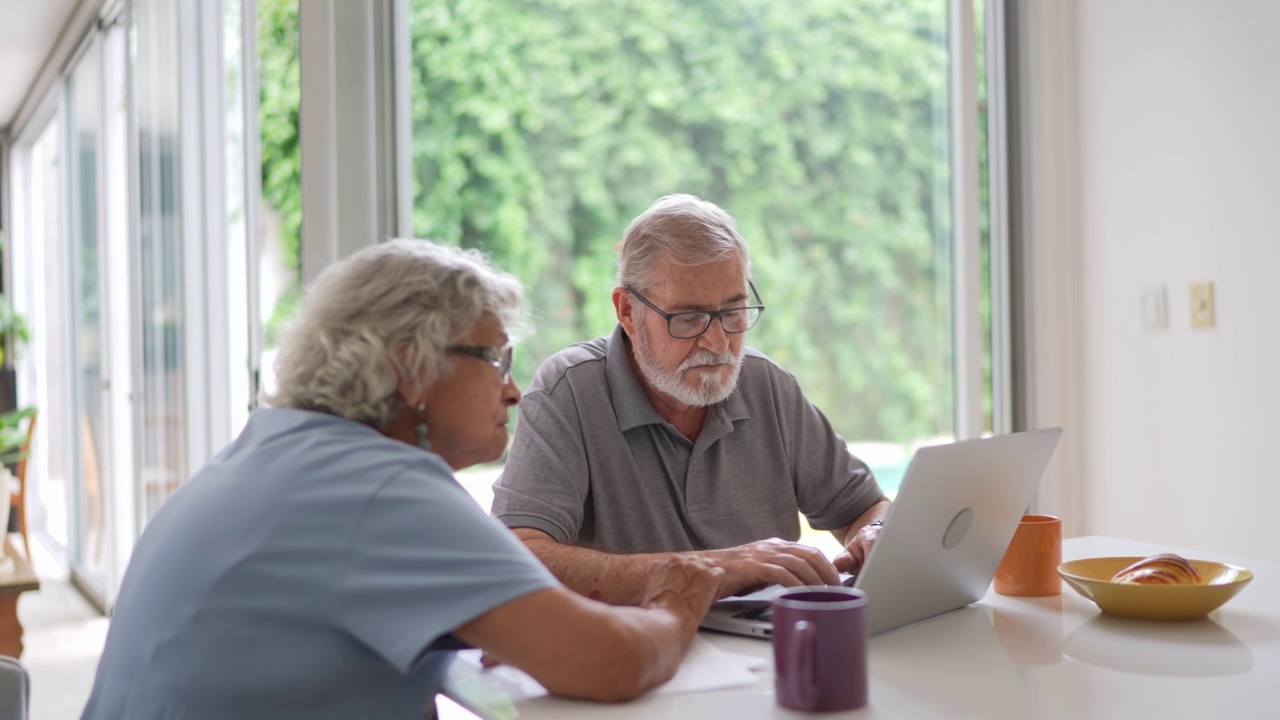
left=625, top=282, right=766, bottom=339
left=447, top=344, right=514, bottom=383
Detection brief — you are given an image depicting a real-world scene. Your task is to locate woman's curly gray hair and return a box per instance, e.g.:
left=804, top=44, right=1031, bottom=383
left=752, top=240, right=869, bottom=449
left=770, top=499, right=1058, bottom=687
left=263, top=239, right=525, bottom=429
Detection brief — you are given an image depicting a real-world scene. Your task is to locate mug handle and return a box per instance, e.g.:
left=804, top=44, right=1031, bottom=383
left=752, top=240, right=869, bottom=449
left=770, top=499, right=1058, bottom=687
left=786, top=620, right=819, bottom=710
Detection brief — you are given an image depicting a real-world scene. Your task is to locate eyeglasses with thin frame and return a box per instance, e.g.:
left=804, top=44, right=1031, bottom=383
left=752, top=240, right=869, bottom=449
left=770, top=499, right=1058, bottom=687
left=446, top=344, right=514, bottom=383
left=625, top=282, right=766, bottom=339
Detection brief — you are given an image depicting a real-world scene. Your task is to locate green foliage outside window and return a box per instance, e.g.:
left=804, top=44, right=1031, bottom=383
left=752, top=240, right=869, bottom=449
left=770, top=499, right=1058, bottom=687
left=258, top=0, right=959, bottom=444
left=257, top=0, right=303, bottom=347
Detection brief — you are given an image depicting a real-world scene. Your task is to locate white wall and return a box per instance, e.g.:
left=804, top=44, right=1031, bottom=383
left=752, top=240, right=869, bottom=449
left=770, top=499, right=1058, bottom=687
left=1069, top=0, right=1280, bottom=561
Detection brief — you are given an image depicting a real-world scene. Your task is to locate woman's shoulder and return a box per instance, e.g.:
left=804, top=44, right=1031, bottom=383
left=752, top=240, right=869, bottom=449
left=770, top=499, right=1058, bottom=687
left=235, top=408, right=453, bottom=486
left=250, top=406, right=378, bottom=433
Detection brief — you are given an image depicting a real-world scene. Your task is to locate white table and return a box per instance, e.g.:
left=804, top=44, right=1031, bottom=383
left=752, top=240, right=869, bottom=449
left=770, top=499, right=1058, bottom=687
left=444, top=536, right=1280, bottom=719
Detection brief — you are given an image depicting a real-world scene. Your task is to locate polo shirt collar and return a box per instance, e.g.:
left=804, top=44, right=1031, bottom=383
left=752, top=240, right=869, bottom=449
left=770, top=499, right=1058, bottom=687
left=604, top=324, right=750, bottom=433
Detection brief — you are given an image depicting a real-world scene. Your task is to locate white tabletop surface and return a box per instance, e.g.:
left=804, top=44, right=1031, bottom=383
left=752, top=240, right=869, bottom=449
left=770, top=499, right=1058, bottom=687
left=444, top=536, right=1280, bottom=719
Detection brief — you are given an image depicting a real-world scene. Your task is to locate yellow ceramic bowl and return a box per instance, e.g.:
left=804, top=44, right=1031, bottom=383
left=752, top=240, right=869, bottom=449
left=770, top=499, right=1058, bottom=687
left=1058, top=557, right=1253, bottom=621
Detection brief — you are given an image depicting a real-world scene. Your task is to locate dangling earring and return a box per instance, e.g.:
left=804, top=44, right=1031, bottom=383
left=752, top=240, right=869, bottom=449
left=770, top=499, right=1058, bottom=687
left=414, top=403, right=431, bottom=451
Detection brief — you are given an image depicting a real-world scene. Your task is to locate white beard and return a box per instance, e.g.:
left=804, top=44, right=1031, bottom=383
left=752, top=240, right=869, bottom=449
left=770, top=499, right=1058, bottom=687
left=634, top=323, right=743, bottom=407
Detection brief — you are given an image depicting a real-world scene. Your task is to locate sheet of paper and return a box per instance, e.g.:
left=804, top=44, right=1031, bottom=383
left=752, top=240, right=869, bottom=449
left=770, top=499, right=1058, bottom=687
left=449, top=634, right=764, bottom=701
left=655, top=634, right=763, bottom=694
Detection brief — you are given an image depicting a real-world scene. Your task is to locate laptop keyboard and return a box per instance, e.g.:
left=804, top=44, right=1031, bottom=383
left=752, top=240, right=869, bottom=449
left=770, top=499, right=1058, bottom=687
left=732, top=605, right=773, bottom=622
left=725, top=574, right=857, bottom=624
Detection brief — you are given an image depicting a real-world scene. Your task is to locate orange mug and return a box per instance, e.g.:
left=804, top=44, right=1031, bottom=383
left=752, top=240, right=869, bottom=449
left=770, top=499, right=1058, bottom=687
left=994, top=514, right=1062, bottom=597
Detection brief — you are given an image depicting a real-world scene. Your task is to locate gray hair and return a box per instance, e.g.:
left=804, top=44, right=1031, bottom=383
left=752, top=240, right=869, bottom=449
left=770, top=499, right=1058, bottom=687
left=615, top=194, right=751, bottom=291
left=264, top=239, right=526, bottom=429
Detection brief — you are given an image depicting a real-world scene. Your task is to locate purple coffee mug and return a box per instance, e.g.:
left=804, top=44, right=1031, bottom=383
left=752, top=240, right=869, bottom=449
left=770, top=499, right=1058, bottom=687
left=772, top=586, right=869, bottom=712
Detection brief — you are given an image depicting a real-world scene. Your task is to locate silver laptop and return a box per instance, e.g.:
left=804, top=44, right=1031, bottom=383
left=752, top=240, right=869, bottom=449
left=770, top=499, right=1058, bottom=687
left=700, top=427, right=1063, bottom=637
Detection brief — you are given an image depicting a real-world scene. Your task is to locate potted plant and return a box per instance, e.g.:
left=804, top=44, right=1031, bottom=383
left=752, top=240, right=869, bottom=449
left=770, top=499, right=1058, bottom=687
left=0, top=293, right=30, bottom=414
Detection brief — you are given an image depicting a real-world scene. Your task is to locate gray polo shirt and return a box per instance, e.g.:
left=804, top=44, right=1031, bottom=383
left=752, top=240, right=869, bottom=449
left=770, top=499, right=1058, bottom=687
left=491, top=325, right=883, bottom=553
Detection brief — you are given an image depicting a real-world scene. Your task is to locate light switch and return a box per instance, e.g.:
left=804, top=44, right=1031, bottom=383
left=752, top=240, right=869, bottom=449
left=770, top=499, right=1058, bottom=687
left=1189, top=282, right=1215, bottom=329
left=1141, top=286, right=1167, bottom=333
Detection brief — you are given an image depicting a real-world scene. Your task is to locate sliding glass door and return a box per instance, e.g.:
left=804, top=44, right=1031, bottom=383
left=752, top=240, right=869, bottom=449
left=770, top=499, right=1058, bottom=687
left=133, top=0, right=190, bottom=525
left=11, top=119, right=69, bottom=555
left=56, top=12, right=136, bottom=602
left=8, top=0, right=277, bottom=605
left=65, top=36, right=114, bottom=598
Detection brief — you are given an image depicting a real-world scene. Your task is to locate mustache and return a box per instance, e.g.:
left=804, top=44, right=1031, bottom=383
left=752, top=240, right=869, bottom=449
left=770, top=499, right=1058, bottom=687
left=679, top=350, right=737, bottom=372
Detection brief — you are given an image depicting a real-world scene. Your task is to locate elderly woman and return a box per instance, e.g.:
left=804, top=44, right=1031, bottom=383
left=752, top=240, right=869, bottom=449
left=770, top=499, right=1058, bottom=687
left=81, top=240, right=721, bottom=719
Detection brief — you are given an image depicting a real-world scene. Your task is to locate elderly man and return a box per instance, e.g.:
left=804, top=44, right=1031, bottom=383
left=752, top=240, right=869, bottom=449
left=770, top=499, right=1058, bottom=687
left=491, top=194, right=890, bottom=604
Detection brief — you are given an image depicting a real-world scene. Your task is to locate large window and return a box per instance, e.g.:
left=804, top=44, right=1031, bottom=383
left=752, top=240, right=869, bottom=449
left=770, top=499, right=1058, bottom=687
left=1, top=0, right=1005, bottom=604
left=405, top=0, right=993, bottom=496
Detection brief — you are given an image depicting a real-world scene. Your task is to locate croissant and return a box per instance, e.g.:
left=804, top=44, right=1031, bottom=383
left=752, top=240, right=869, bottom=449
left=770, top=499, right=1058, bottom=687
left=1111, top=553, right=1203, bottom=585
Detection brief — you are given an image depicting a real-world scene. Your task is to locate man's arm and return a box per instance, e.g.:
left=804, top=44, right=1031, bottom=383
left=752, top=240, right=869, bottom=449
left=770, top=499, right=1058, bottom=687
left=514, top=527, right=842, bottom=605
left=455, top=557, right=722, bottom=702
left=831, top=498, right=892, bottom=574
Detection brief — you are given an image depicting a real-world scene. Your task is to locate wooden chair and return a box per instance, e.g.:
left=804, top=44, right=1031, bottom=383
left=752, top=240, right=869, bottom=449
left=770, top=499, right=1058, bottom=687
left=6, top=411, right=36, bottom=564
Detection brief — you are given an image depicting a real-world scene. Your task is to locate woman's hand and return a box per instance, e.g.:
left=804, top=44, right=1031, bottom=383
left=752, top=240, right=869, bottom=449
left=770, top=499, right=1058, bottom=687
left=639, top=556, right=724, bottom=633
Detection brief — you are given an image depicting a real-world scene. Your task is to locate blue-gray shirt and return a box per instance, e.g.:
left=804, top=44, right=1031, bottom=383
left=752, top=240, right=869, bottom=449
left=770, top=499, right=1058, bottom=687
left=82, top=408, right=557, bottom=720
left=491, top=325, right=883, bottom=552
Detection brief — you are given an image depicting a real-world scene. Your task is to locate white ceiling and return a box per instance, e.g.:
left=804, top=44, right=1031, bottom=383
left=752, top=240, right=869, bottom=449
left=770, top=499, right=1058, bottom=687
left=0, top=0, right=81, bottom=132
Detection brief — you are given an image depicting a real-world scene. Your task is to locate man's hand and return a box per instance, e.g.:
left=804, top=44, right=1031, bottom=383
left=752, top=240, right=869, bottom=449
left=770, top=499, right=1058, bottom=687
left=701, top=538, right=842, bottom=599
left=832, top=521, right=882, bottom=575
left=512, top=527, right=842, bottom=606
left=831, top=500, right=891, bottom=575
